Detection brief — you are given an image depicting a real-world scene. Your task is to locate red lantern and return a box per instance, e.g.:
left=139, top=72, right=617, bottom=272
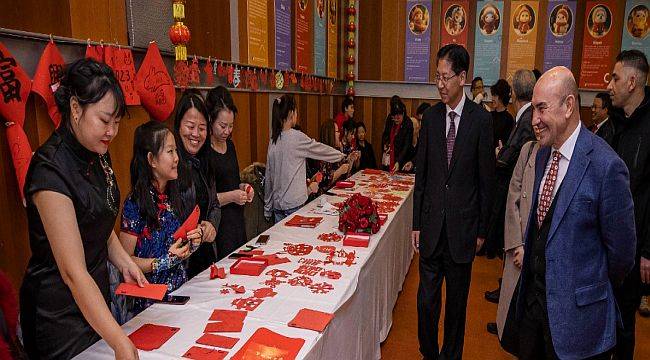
left=346, top=23, right=356, bottom=32
left=346, top=87, right=355, bottom=97
left=346, top=72, right=355, bottom=81
left=346, top=39, right=356, bottom=48
left=169, top=22, right=190, bottom=60
left=346, top=56, right=355, bottom=65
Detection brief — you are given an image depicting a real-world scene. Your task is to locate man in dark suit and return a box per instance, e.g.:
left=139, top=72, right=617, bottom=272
left=590, top=92, right=615, bottom=146
left=413, top=44, right=495, bottom=360
left=516, top=66, right=636, bottom=359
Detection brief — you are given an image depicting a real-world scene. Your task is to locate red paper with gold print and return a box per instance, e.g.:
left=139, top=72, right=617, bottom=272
left=135, top=42, right=175, bottom=122
left=109, top=47, right=140, bottom=105
left=440, top=1, right=470, bottom=47
left=295, top=0, right=312, bottom=73
left=85, top=44, right=104, bottom=62
left=6, top=124, right=32, bottom=203
left=0, top=42, right=32, bottom=127
left=231, top=327, right=305, bottom=360
left=32, top=41, right=65, bottom=127
left=579, top=1, right=617, bottom=89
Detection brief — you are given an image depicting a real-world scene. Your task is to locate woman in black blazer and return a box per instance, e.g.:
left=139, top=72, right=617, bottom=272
left=381, top=96, right=413, bottom=172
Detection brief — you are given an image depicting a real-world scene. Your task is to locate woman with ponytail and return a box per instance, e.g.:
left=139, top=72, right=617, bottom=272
left=264, top=94, right=346, bottom=223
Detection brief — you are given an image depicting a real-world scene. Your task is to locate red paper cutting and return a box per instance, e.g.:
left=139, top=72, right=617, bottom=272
left=231, top=297, right=263, bottom=312
left=253, top=287, right=277, bottom=298
left=174, top=61, right=191, bottom=88
left=284, top=215, right=323, bottom=228
left=210, top=264, right=226, bottom=279
left=173, top=205, right=200, bottom=241
left=190, top=57, right=200, bottom=85
left=32, top=41, right=64, bottom=127
left=265, top=269, right=291, bottom=278
left=308, top=282, right=334, bottom=294
left=293, top=265, right=322, bottom=276
left=115, top=283, right=167, bottom=300
left=230, top=328, right=305, bottom=360
left=204, top=58, right=215, bottom=86
left=288, top=309, right=334, bottom=332
left=315, top=245, right=336, bottom=254
left=287, top=276, right=313, bottom=287
left=298, top=258, right=323, bottom=266
left=223, top=284, right=245, bottom=294
left=183, top=346, right=228, bottom=360
left=320, top=270, right=341, bottom=280
left=204, top=320, right=244, bottom=333
left=196, top=333, right=239, bottom=349
left=283, top=243, right=313, bottom=256
left=210, top=309, right=247, bottom=323
left=128, top=323, right=179, bottom=351
left=109, top=47, right=140, bottom=105
left=135, top=42, right=175, bottom=121
left=318, top=233, right=343, bottom=242
left=261, top=277, right=284, bottom=288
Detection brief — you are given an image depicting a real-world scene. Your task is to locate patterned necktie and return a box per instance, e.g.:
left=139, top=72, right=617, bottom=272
left=446, top=111, right=457, bottom=166
left=537, top=150, right=561, bottom=226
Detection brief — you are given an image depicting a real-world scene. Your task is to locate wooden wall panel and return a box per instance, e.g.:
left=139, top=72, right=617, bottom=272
left=69, top=0, right=128, bottom=43
left=231, top=92, right=252, bottom=169
left=185, top=0, right=232, bottom=60
left=358, top=0, right=381, bottom=80
left=0, top=0, right=72, bottom=37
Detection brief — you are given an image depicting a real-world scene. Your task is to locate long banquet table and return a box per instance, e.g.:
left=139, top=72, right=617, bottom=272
left=77, top=170, right=415, bottom=359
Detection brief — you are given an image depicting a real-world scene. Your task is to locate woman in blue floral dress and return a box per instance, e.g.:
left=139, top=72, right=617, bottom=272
left=119, top=121, right=203, bottom=317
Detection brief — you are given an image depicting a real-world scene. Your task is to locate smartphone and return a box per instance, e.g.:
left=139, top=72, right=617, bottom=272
left=158, top=295, right=190, bottom=305
left=256, top=235, right=270, bottom=245
left=228, top=252, right=253, bottom=259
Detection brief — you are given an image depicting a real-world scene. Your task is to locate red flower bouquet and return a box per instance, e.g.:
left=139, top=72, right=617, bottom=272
left=338, top=193, right=381, bottom=234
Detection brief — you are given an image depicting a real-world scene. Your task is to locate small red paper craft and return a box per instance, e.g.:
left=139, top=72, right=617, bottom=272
left=231, top=328, right=305, bottom=360
left=253, top=287, right=277, bottom=298
left=128, top=323, right=179, bottom=351
left=32, top=41, right=65, bottom=127
left=222, top=284, right=245, bottom=294
left=196, top=333, right=239, bottom=349
left=308, top=282, right=334, bottom=294
left=210, top=264, right=226, bottom=279
left=173, top=205, right=200, bottom=241
left=115, top=283, right=167, bottom=300
left=183, top=346, right=228, bottom=360
left=288, top=309, right=334, bottom=332
left=231, top=297, right=264, bottom=312
left=288, top=276, right=313, bottom=287
left=284, top=215, right=323, bottom=228
left=283, top=243, right=313, bottom=256
left=230, top=258, right=268, bottom=276
left=343, top=233, right=370, bottom=248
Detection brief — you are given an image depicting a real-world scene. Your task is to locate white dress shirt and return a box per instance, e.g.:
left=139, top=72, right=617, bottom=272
left=538, top=123, right=581, bottom=205
left=445, top=93, right=467, bottom=137
left=595, top=117, right=609, bottom=132
left=515, top=101, right=532, bottom=124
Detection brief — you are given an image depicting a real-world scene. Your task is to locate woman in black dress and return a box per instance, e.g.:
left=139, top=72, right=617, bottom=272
left=174, top=91, right=221, bottom=279
left=490, top=79, right=515, bottom=150
left=20, top=59, right=146, bottom=360
left=203, top=86, right=252, bottom=259
left=381, top=96, right=413, bottom=172
left=355, top=122, right=377, bottom=170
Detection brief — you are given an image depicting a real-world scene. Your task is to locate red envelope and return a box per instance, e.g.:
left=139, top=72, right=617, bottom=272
left=174, top=205, right=200, bottom=241
left=183, top=346, right=228, bottom=360
left=196, top=333, right=239, bottom=349
left=288, top=308, right=334, bottom=332
left=204, top=320, right=244, bottom=333
left=115, top=283, right=167, bottom=300
left=128, top=323, right=179, bottom=351
left=231, top=328, right=305, bottom=360
left=210, top=309, right=248, bottom=323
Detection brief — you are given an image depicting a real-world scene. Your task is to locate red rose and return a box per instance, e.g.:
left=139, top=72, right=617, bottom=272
left=359, top=217, right=369, bottom=229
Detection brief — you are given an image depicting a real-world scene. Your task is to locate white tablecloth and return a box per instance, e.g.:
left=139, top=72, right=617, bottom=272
left=76, top=171, right=414, bottom=359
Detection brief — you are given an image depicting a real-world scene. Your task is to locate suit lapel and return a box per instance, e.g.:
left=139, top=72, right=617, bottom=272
left=447, top=102, right=473, bottom=177
left=547, top=128, right=592, bottom=243
left=523, top=146, right=550, bottom=254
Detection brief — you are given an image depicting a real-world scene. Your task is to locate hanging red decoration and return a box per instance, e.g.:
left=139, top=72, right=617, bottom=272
left=169, top=22, right=191, bottom=61
left=109, top=47, right=141, bottom=106
left=173, top=61, right=191, bottom=89
left=85, top=43, right=104, bottom=63
left=189, top=56, right=200, bottom=85
left=204, top=57, right=214, bottom=85
left=134, top=41, right=175, bottom=122
left=33, top=40, right=65, bottom=127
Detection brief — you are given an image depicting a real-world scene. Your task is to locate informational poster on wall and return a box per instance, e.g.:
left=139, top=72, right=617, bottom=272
left=296, top=0, right=313, bottom=73
left=440, top=1, right=470, bottom=47
left=621, top=0, right=649, bottom=55
left=314, top=0, right=327, bottom=76
left=275, top=0, right=292, bottom=70
left=579, top=1, right=617, bottom=89
left=247, top=0, right=269, bottom=67
left=327, top=0, right=338, bottom=78
left=404, top=0, right=433, bottom=83
left=505, top=1, right=539, bottom=81
left=473, top=1, right=504, bottom=87
left=543, top=0, right=577, bottom=72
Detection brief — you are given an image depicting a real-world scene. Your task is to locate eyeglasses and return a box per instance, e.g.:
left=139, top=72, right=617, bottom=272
left=434, top=73, right=459, bottom=85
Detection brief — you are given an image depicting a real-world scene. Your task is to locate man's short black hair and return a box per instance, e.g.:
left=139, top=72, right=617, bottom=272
left=342, top=96, right=354, bottom=113
left=436, top=44, right=470, bottom=75
left=471, top=77, right=483, bottom=89
left=595, top=92, right=612, bottom=113
left=416, top=102, right=431, bottom=116
left=616, top=49, right=649, bottom=77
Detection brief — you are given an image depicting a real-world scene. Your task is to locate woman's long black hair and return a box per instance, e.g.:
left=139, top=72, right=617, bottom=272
left=271, top=94, right=297, bottom=144
left=129, top=121, right=183, bottom=228
left=382, top=95, right=407, bottom=147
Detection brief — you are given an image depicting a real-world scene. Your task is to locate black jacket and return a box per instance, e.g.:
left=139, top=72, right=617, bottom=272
left=381, top=114, right=414, bottom=169
left=413, top=99, right=495, bottom=263
left=612, top=86, right=650, bottom=261
left=496, top=105, right=535, bottom=174
left=595, top=117, right=616, bottom=146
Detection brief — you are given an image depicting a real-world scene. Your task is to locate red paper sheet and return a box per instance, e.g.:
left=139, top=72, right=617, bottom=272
left=196, top=333, right=239, bottom=349
left=128, top=323, right=179, bottom=351
left=252, top=254, right=291, bottom=266
left=285, top=215, right=323, bottom=228
left=210, top=265, right=226, bottom=279
left=174, top=205, right=200, bottom=240
left=238, top=249, right=264, bottom=256
left=204, top=320, right=244, bottom=333
left=288, top=308, right=334, bottom=332
left=209, top=309, right=248, bottom=323
left=231, top=328, right=305, bottom=360
left=115, top=283, right=167, bottom=300
left=183, top=346, right=228, bottom=360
